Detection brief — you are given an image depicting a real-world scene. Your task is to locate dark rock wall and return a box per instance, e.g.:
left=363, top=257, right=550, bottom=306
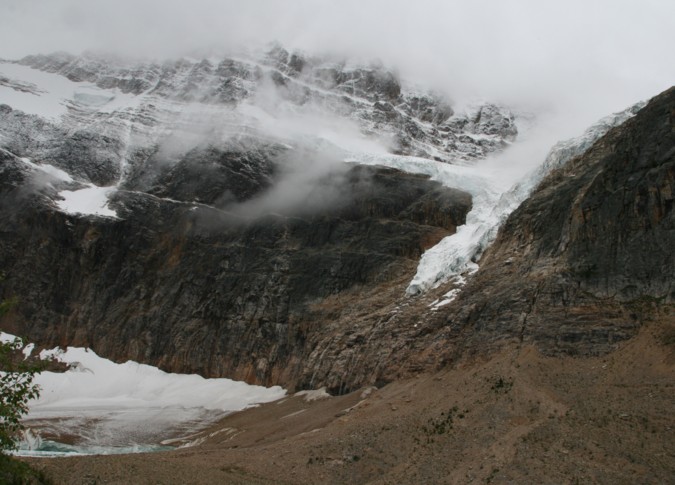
left=280, top=86, right=674, bottom=393
left=433, top=86, right=674, bottom=358
left=0, top=158, right=470, bottom=386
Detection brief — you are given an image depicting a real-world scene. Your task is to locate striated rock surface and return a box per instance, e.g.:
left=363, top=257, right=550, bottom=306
left=0, top=47, right=672, bottom=394
left=0, top=146, right=471, bottom=386
left=283, top=86, right=675, bottom=392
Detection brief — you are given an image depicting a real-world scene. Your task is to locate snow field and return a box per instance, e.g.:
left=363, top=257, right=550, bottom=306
left=0, top=333, right=285, bottom=455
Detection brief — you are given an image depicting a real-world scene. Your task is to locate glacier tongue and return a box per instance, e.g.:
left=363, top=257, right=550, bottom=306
left=0, top=51, right=646, bottom=296
left=347, top=152, right=502, bottom=295
left=356, top=102, right=646, bottom=297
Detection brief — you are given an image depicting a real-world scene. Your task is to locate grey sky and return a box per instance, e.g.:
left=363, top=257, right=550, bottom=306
left=1, top=0, right=673, bottom=137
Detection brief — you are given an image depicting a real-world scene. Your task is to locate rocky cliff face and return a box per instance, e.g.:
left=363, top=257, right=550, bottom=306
left=0, top=144, right=470, bottom=385
left=0, top=48, right=672, bottom=393
left=447, top=86, right=674, bottom=348
left=274, top=86, right=674, bottom=393
left=385, top=86, right=673, bottom=383
left=0, top=47, right=513, bottom=389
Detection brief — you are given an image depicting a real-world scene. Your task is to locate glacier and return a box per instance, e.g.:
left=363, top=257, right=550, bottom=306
left=351, top=101, right=645, bottom=296
left=0, top=49, right=648, bottom=455
left=0, top=53, right=645, bottom=297
left=1, top=333, right=285, bottom=456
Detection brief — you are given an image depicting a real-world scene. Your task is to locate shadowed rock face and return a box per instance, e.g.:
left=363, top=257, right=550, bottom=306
left=450, top=86, right=675, bottom=351
left=273, top=86, right=674, bottom=393
left=389, top=86, right=675, bottom=373
left=0, top=149, right=471, bottom=386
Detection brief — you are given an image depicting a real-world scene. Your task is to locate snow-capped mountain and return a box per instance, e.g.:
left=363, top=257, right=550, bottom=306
left=0, top=46, right=672, bottom=403
left=1, top=47, right=517, bottom=191
left=0, top=46, right=524, bottom=298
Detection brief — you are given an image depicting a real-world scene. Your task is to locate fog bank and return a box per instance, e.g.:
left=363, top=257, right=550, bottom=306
left=1, top=0, right=673, bottom=135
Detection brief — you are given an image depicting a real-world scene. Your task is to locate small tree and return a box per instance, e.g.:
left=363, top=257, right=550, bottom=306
left=0, top=290, right=42, bottom=453
left=0, top=336, right=42, bottom=452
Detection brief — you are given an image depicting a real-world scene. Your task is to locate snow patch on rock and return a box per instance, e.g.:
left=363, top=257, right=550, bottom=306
left=56, top=185, right=119, bottom=218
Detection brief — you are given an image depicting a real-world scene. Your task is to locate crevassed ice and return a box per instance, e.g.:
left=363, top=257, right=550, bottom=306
left=351, top=101, right=645, bottom=296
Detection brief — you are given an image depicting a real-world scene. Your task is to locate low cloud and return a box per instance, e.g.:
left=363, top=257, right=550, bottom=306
left=1, top=0, right=673, bottom=134
left=225, top=146, right=352, bottom=219
left=1, top=0, right=674, bottom=214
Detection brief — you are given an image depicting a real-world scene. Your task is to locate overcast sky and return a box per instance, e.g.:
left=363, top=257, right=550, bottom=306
left=1, top=0, right=673, bottom=138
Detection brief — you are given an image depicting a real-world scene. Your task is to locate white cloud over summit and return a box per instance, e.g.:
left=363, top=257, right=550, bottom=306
left=1, top=0, right=673, bottom=136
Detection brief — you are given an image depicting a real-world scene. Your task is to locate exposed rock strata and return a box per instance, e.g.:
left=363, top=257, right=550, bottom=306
left=0, top=50, right=672, bottom=394
left=0, top=150, right=470, bottom=386
left=288, top=86, right=675, bottom=392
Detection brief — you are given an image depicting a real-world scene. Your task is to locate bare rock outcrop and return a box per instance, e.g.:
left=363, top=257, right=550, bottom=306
left=0, top=149, right=470, bottom=387
left=285, top=86, right=674, bottom=392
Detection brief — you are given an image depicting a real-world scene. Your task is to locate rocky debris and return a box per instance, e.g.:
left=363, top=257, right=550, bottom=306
left=25, top=327, right=675, bottom=484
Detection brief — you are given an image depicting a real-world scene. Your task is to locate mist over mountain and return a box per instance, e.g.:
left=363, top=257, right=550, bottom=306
left=0, top=2, right=673, bottom=483
left=2, top=0, right=674, bottom=138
